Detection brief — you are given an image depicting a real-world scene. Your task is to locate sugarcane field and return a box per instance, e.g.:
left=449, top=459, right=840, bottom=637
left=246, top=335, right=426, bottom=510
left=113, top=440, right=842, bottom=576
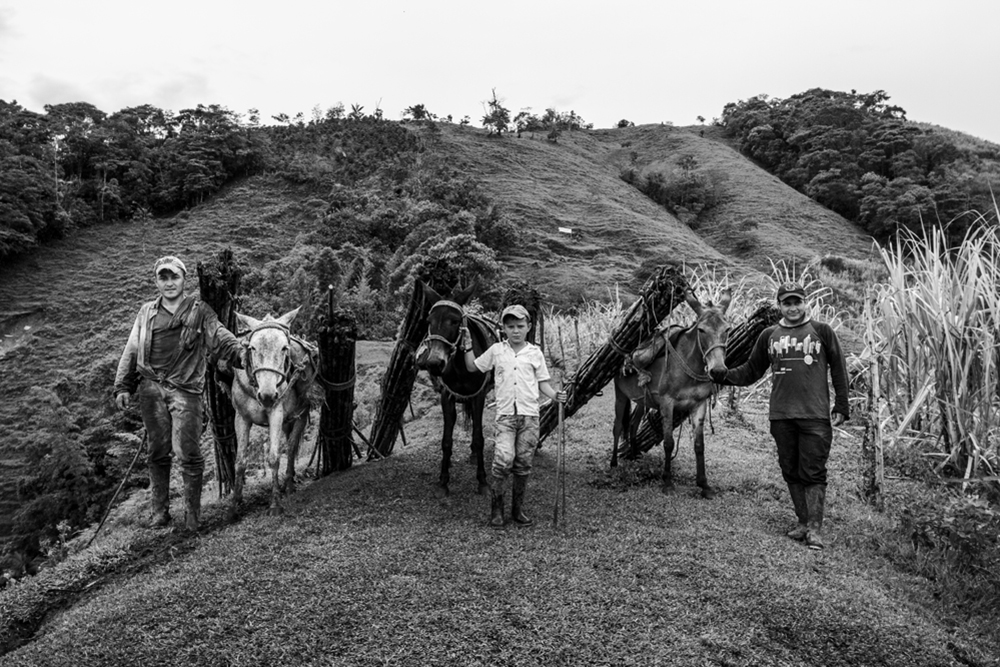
left=1, top=115, right=999, bottom=667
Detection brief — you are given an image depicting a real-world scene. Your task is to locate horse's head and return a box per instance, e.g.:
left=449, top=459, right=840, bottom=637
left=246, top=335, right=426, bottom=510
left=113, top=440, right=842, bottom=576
left=415, top=281, right=476, bottom=377
left=686, top=289, right=732, bottom=381
left=236, top=306, right=301, bottom=407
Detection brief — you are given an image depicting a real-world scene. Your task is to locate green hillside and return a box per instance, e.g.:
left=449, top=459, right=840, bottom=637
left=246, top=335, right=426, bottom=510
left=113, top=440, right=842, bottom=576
left=413, top=122, right=875, bottom=301
left=0, top=121, right=878, bottom=559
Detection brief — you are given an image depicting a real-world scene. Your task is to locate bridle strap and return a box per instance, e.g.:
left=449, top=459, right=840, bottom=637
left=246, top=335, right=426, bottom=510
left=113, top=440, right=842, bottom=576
left=243, top=322, right=294, bottom=393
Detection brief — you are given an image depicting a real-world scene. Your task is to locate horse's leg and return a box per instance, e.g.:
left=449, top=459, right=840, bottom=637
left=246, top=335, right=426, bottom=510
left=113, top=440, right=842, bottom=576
left=691, top=401, right=714, bottom=499
left=230, top=415, right=252, bottom=522
left=611, top=385, right=627, bottom=468
left=470, top=394, right=489, bottom=495
left=266, top=406, right=285, bottom=514
left=660, top=402, right=676, bottom=495
left=436, top=394, right=457, bottom=498
left=627, top=406, right=644, bottom=460
left=283, top=412, right=307, bottom=496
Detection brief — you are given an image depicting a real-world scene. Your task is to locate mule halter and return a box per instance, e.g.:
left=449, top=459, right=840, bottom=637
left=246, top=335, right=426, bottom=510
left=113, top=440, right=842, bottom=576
left=243, top=321, right=296, bottom=393
left=669, top=324, right=728, bottom=382
left=421, top=300, right=466, bottom=357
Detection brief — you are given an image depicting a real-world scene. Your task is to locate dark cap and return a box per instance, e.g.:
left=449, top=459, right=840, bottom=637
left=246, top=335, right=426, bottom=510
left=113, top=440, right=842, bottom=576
left=776, top=282, right=806, bottom=302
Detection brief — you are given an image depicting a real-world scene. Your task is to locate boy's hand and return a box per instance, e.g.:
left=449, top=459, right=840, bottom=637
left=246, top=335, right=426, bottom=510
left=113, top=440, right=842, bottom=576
left=831, top=412, right=846, bottom=427
left=115, top=392, right=130, bottom=410
left=458, top=326, right=473, bottom=352
left=555, top=390, right=567, bottom=403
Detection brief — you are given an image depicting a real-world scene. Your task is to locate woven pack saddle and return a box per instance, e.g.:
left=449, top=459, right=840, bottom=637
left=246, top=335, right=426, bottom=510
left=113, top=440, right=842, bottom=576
left=626, top=323, right=690, bottom=386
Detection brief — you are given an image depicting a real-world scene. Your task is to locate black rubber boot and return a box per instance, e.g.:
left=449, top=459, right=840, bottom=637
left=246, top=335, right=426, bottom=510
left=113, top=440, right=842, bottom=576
left=180, top=473, right=203, bottom=533
left=148, top=465, right=171, bottom=528
left=489, top=476, right=505, bottom=529
left=786, top=483, right=808, bottom=541
left=805, top=484, right=827, bottom=550
left=511, top=475, right=533, bottom=527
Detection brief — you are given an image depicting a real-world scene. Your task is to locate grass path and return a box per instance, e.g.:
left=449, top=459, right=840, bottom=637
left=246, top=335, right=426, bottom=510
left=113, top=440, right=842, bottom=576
left=2, top=387, right=996, bottom=666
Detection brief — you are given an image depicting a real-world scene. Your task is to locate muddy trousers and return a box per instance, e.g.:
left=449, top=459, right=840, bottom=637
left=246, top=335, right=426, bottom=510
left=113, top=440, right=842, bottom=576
left=138, top=379, right=204, bottom=529
left=489, top=416, right=538, bottom=527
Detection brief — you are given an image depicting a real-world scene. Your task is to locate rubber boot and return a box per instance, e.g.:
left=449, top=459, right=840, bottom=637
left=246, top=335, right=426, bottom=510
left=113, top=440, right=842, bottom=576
left=511, top=475, right=533, bottom=527
left=148, top=465, right=171, bottom=528
left=804, top=484, right=827, bottom=550
left=181, top=473, right=203, bottom=533
left=785, top=483, right=808, bottom=541
left=489, top=476, right=505, bottom=529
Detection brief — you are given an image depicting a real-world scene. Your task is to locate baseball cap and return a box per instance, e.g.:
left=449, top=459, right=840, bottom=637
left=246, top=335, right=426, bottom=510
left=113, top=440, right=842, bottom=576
left=154, top=255, right=186, bottom=276
left=776, top=282, right=806, bottom=302
left=500, top=304, right=531, bottom=321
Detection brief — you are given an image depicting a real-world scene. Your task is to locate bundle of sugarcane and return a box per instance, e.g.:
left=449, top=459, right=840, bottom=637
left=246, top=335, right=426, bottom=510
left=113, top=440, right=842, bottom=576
left=316, top=300, right=359, bottom=475
left=502, top=280, right=542, bottom=348
left=538, top=265, right=691, bottom=443
left=628, top=302, right=781, bottom=453
left=196, top=249, right=242, bottom=496
left=367, top=280, right=430, bottom=458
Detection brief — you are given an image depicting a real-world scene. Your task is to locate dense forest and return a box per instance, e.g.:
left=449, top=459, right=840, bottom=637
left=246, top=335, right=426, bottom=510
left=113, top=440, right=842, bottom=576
left=719, top=88, right=1000, bottom=242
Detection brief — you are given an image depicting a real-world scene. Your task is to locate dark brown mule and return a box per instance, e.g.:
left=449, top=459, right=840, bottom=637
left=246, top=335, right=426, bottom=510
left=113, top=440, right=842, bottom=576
left=612, top=289, right=732, bottom=497
left=414, top=282, right=498, bottom=497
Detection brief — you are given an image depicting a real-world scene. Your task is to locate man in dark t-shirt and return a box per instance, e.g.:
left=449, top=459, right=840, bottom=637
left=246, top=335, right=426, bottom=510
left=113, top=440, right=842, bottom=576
left=713, top=282, right=849, bottom=550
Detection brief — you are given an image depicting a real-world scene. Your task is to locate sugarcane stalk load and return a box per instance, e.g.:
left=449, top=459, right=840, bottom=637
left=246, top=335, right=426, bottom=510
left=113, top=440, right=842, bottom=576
left=316, top=297, right=359, bottom=475
left=538, top=265, right=691, bottom=443
left=197, top=249, right=242, bottom=497
left=369, top=265, right=463, bottom=458
left=629, top=302, right=781, bottom=453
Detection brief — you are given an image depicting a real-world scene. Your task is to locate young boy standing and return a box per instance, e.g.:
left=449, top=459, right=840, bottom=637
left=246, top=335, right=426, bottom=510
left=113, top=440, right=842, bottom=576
left=461, top=305, right=565, bottom=528
left=712, top=282, right=849, bottom=549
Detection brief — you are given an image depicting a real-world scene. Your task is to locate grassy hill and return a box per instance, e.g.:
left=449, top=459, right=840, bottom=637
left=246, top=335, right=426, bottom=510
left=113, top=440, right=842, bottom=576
left=0, top=122, right=876, bottom=554
left=413, top=122, right=875, bottom=302
left=6, top=121, right=984, bottom=664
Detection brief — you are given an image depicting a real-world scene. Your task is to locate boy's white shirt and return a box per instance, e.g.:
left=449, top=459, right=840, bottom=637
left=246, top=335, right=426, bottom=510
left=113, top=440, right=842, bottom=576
left=473, top=340, right=551, bottom=417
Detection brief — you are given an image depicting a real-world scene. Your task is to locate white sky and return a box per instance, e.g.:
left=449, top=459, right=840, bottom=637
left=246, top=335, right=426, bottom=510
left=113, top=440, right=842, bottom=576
left=1, top=0, right=997, bottom=143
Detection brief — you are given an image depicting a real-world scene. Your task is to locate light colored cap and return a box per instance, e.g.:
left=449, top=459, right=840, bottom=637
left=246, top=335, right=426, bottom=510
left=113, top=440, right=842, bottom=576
left=501, top=304, right=530, bottom=321
left=154, top=255, right=186, bottom=276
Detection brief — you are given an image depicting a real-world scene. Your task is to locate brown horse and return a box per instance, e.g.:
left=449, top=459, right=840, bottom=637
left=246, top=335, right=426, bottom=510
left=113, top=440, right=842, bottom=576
left=613, top=289, right=732, bottom=497
left=230, top=307, right=318, bottom=517
left=414, top=282, right=498, bottom=497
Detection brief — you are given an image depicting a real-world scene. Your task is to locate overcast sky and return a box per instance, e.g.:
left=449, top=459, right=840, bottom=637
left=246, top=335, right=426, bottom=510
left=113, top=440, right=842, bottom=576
left=1, top=0, right=997, bottom=143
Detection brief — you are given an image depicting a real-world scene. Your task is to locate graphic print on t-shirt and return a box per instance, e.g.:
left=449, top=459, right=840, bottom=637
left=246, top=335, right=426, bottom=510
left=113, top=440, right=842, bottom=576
left=770, top=332, right=822, bottom=374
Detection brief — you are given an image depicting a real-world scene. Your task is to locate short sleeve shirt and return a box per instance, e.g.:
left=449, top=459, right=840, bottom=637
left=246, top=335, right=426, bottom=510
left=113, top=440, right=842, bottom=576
left=474, top=341, right=551, bottom=417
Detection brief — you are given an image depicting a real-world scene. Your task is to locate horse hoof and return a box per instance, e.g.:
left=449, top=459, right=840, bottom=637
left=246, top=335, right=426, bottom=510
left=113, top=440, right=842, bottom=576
left=661, top=484, right=676, bottom=495
left=226, top=506, right=240, bottom=523
left=267, top=505, right=284, bottom=517
left=433, top=485, right=449, bottom=500
left=701, top=487, right=716, bottom=500
left=477, top=482, right=490, bottom=496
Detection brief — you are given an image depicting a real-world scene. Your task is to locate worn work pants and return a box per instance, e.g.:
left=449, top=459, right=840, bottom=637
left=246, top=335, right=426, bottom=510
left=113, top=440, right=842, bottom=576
left=491, top=415, right=539, bottom=481
left=137, top=378, right=205, bottom=482
left=770, top=418, right=832, bottom=486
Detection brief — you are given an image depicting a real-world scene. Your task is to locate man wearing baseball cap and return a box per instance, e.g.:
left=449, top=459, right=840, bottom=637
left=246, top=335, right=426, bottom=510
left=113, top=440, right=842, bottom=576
left=712, top=281, right=849, bottom=550
left=113, top=255, right=244, bottom=532
left=460, top=304, right=565, bottom=528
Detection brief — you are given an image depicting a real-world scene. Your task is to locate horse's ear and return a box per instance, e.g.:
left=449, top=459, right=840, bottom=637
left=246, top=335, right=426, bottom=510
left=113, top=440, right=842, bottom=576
left=236, top=312, right=262, bottom=333
left=421, top=280, right=442, bottom=306
left=452, top=280, right=478, bottom=306
left=718, top=289, right=733, bottom=312
left=684, top=288, right=703, bottom=316
left=276, top=306, right=302, bottom=328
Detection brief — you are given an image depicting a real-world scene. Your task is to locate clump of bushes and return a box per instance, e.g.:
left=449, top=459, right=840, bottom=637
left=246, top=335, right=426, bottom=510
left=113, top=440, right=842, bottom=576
left=621, top=155, right=720, bottom=225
